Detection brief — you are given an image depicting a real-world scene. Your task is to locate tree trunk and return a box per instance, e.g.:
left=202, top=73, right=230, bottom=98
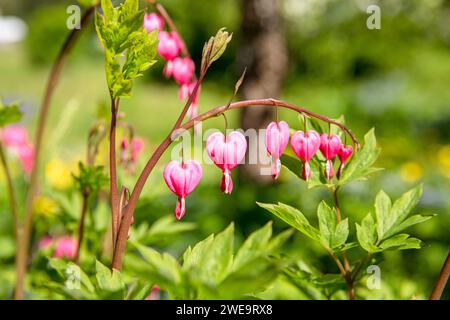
left=237, top=0, right=288, bottom=183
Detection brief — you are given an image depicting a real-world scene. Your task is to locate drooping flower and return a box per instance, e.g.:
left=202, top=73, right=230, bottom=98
left=178, top=81, right=201, bottom=120
left=319, top=134, right=342, bottom=180
left=145, top=285, right=161, bottom=300
left=290, top=130, right=321, bottom=181
left=337, top=144, right=353, bottom=178
left=206, top=131, right=247, bottom=194
left=143, top=13, right=164, bottom=33
left=1, top=125, right=28, bottom=147
left=130, top=138, right=144, bottom=162
left=54, top=236, right=77, bottom=259
left=265, top=121, right=290, bottom=179
left=163, top=160, right=202, bottom=220
left=119, top=138, right=129, bottom=167
left=172, top=57, right=195, bottom=85
left=157, top=31, right=181, bottom=61
left=17, top=143, right=34, bottom=174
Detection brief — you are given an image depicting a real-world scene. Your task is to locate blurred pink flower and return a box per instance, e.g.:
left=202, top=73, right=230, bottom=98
left=143, top=13, right=164, bottom=32
left=17, top=143, right=34, bottom=174
left=1, top=125, right=28, bottom=147
left=130, top=138, right=144, bottom=162
left=54, top=236, right=77, bottom=259
left=157, top=31, right=181, bottom=61
left=172, top=57, right=195, bottom=85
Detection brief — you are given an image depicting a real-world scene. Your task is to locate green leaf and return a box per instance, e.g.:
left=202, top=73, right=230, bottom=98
left=0, top=100, right=22, bottom=127
left=317, top=201, right=348, bottom=250
left=386, top=214, right=435, bottom=237
left=280, top=154, right=331, bottom=189
left=132, top=242, right=182, bottom=293
left=356, top=213, right=378, bottom=253
left=382, top=185, right=423, bottom=239
left=379, top=234, right=422, bottom=251
left=183, top=224, right=234, bottom=284
left=339, top=128, right=382, bottom=185
left=257, top=202, right=320, bottom=241
left=317, top=201, right=337, bottom=248
left=374, top=190, right=392, bottom=241
left=95, top=260, right=125, bottom=294
left=96, top=0, right=158, bottom=98
left=233, top=222, right=272, bottom=270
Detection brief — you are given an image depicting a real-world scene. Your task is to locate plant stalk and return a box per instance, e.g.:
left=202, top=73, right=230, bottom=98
left=0, top=142, right=19, bottom=240
left=429, top=251, right=450, bottom=300
left=109, top=97, right=120, bottom=251
left=14, top=5, right=96, bottom=300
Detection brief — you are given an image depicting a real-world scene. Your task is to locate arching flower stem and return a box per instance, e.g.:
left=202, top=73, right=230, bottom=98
left=111, top=98, right=359, bottom=270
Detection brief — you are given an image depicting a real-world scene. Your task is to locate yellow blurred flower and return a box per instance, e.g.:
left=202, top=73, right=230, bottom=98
left=33, top=196, right=59, bottom=217
left=45, top=158, right=74, bottom=190
left=400, top=161, right=423, bottom=183
left=437, top=145, right=450, bottom=178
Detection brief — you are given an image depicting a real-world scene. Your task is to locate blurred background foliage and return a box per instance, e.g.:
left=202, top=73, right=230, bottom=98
left=0, top=0, right=449, bottom=299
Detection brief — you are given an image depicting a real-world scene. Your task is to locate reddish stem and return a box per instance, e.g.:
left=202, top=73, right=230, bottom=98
left=110, top=97, right=120, bottom=250
left=430, top=252, right=450, bottom=300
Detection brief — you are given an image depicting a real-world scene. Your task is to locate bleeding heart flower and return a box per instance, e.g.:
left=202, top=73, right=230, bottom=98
left=265, top=121, right=290, bottom=179
left=319, top=134, right=342, bottom=180
left=206, top=131, right=247, bottom=194
left=337, top=145, right=353, bottom=178
left=54, top=236, right=77, bottom=259
left=157, top=31, right=181, bottom=61
left=172, top=57, right=195, bottom=85
left=163, top=160, right=202, bottom=220
left=290, top=130, right=321, bottom=181
left=1, top=125, right=28, bottom=147
left=143, top=13, right=164, bottom=32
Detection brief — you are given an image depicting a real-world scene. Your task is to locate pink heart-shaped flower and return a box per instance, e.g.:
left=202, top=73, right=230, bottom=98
left=172, top=57, right=195, bottom=85
left=319, top=134, right=342, bottom=160
left=157, top=31, right=181, bottom=61
left=338, top=145, right=353, bottom=164
left=206, top=131, right=247, bottom=193
left=291, top=130, right=321, bottom=162
left=143, top=13, right=164, bottom=33
left=163, top=160, right=203, bottom=219
left=265, top=121, right=290, bottom=179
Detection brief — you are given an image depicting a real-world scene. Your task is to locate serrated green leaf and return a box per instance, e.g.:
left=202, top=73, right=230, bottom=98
left=339, top=128, right=382, bottom=185
left=95, top=260, right=125, bottom=294
left=375, top=190, right=392, bottom=241
left=257, top=202, right=320, bottom=241
left=233, top=222, right=272, bottom=270
left=317, top=201, right=337, bottom=249
left=382, top=185, right=423, bottom=239
left=379, top=234, right=423, bottom=251
left=386, top=214, right=434, bottom=237
left=333, top=219, right=349, bottom=249
left=356, top=213, right=378, bottom=253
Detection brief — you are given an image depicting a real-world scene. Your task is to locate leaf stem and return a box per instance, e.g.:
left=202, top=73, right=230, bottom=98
left=429, top=251, right=450, bottom=300
left=14, top=5, right=96, bottom=300
left=109, top=97, right=120, bottom=251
